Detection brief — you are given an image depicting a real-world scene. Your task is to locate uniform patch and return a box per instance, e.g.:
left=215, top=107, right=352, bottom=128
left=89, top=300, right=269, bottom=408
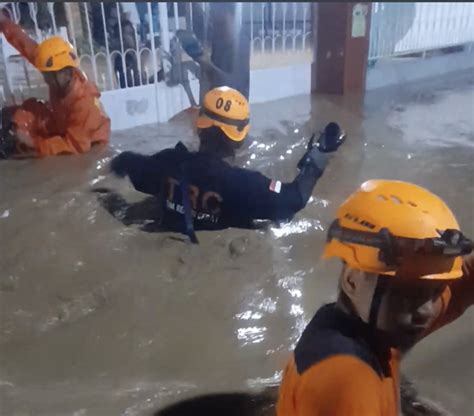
left=269, top=180, right=282, bottom=193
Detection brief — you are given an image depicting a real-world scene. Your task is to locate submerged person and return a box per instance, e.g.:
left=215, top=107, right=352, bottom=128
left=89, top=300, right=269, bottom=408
left=96, top=86, right=345, bottom=242
left=277, top=179, right=474, bottom=416
left=0, top=11, right=110, bottom=159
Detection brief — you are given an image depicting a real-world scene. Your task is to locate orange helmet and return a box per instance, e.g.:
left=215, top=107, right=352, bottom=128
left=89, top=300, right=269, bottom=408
left=35, top=36, right=79, bottom=72
left=323, top=180, right=471, bottom=280
left=196, top=87, right=250, bottom=142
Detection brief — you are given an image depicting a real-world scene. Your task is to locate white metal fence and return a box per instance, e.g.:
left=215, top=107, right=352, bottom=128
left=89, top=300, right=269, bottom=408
left=0, top=2, right=312, bottom=101
left=369, top=2, right=474, bottom=60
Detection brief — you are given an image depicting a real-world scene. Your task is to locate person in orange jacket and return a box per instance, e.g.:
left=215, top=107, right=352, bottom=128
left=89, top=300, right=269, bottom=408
left=277, top=179, right=474, bottom=416
left=0, top=11, right=110, bottom=158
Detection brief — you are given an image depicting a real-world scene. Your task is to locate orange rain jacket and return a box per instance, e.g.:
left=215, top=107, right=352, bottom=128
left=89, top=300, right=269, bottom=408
left=0, top=19, right=110, bottom=157
left=277, top=254, right=474, bottom=416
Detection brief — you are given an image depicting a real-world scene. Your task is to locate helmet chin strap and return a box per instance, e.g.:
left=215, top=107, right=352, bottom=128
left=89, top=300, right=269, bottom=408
left=369, top=275, right=388, bottom=331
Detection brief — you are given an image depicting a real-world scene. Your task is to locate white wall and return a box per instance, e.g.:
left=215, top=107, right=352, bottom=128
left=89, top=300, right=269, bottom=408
left=366, top=50, right=474, bottom=90
left=101, top=64, right=312, bottom=131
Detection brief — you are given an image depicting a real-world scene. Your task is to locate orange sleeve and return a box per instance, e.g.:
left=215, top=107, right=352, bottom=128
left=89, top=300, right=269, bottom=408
left=0, top=18, right=38, bottom=65
left=38, top=94, right=109, bottom=156
left=296, top=356, right=384, bottom=416
left=35, top=135, right=78, bottom=156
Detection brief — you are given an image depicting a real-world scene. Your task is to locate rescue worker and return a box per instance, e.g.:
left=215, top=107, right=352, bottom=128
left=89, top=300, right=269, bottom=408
left=277, top=179, right=474, bottom=416
left=99, top=86, right=345, bottom=242
left=0, top=11, right=110, bottom=159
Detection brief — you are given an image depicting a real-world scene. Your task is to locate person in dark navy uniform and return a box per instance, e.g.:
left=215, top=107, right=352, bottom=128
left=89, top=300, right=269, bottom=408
left=96, top=86, right=345, bottom=242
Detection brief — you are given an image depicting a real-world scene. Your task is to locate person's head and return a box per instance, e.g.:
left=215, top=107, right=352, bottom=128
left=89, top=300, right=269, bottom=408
left=196, top=87, right=250, bottom=159
left=35, top=36, right=79, bottom=93
left=324, top=180, right=472, bottom=351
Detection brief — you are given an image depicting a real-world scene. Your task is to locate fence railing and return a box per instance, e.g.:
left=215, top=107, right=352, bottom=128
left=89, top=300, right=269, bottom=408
left=0, top=1, right=312, bottom=101
left=369, top=2, right=474, bottom=60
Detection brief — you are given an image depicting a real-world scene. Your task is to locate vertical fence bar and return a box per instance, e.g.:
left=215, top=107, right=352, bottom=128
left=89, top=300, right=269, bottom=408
left=422, top=3, right=429, bottom=53
left=459, top=3, right=465, bottom=44
left=100, top=2, right=113, bottom=90
left=450, top=4, right=456, bottom=45
left=428, top=2, right=435, bottom=44
left=302, top=3, right=307, bottom=51
left=28, top=3, right=41, bottom=41
left=433, top=3, right=440, bottom=49
left=466, top=3, right=473, bottom=45
left=47, top=2, right=57, bottom=34
left=158, top=0, right=171, bottom=85
left=438, top=3, right=447, bottom=50
left=431, top=4, right=438, bottom=47
left=83, top=2, right=98, bottom=84
left=372, top=3, right=380, bottom=59
left=147, top=2, right=158, bottom=85
left=282, top=3, right=287, bottom=52
left=292, top=3, right=296, bottom=52
left=441, top=3, right=448, bottom=48
left=394, top=3, right=403, bottom=55
left=115, top=2, right=128, bottom=88
left=377, top=3, right=384, bottom=58
left=460, top=3, right=465, bottom=43
left=261, top=3, right=265, bottom=54
left=158, top=3, right=171, bottom=52
left=453, top=4, right=460, bottom=45
left=446, top=3, right=452, bottom=47
left=133, top=23, right=142, bottom=86
left=11, top=2, right=18, bottom=22
left=189, top=3, right=193, bottom=30
left=469, top=4, right=474, bottom=52
left=65, top=3, right=77, bottom=49
left=436, top=2, right=443, bottom=49
left=250, top=3, right=254, bottom=55
left=202, top=2, right=208, bottom=47
left=271, top=3, right=276, bottom=53
left=173, top=2, right=179, bottom=31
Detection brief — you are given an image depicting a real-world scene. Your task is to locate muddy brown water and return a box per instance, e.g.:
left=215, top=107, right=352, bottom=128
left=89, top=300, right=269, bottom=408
left=1, top=71, right=473, bottom=416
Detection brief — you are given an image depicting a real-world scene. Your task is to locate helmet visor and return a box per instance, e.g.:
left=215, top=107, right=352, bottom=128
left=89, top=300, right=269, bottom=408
left=327, top=220, right=472, bottom=279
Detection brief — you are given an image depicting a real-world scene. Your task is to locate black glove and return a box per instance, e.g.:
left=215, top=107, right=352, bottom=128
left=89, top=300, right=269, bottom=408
left=297, top=122, right=346, bottom=171
left=316, top=122, right=346, bottom=153
left=175, top=30, right=204, bottom=61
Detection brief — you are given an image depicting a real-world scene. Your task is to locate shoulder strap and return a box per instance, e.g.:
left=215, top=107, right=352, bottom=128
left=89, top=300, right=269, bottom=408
left=178, top=164, right=199, bottom=244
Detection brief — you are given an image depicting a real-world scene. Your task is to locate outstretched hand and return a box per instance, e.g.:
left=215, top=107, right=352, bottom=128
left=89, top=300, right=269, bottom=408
left=175, top=30, right=204, bottom=62
left=0, top=8, right=10, bottom=24
left=315, top=122, right=346, bottom=153
left=298, top=122, right=346, bottom=171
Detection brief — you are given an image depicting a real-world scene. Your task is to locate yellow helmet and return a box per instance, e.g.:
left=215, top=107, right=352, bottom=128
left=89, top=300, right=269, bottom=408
left=35, top=36, right=79, bottom=72
left=196, top=87, right=250, bottom=142
left=323, top=180, right=471, bottom=280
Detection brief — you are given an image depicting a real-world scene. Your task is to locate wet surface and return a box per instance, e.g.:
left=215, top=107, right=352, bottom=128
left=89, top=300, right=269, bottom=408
left=1, top=70, right=473, bottom=415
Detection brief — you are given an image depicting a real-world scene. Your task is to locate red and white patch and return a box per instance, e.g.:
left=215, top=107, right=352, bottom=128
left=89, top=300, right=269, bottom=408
left=269, top=180, right=282, bottom=194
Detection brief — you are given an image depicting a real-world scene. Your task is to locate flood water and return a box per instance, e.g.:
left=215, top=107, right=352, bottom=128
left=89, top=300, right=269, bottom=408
left=1, top=71, right=473, bottom=416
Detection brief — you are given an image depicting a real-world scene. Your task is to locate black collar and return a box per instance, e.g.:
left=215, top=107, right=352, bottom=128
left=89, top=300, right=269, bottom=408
left=295, top=303, right=392, bottom=377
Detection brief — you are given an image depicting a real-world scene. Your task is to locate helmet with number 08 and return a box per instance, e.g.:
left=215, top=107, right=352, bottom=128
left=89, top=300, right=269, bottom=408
left=196, top=87, right=250, bottom=142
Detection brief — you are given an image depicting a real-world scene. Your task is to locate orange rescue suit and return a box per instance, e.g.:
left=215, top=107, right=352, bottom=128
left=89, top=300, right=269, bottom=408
left=277, top=254, right=474, bottom=416
left=0, top=19, right=110, bottom=157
